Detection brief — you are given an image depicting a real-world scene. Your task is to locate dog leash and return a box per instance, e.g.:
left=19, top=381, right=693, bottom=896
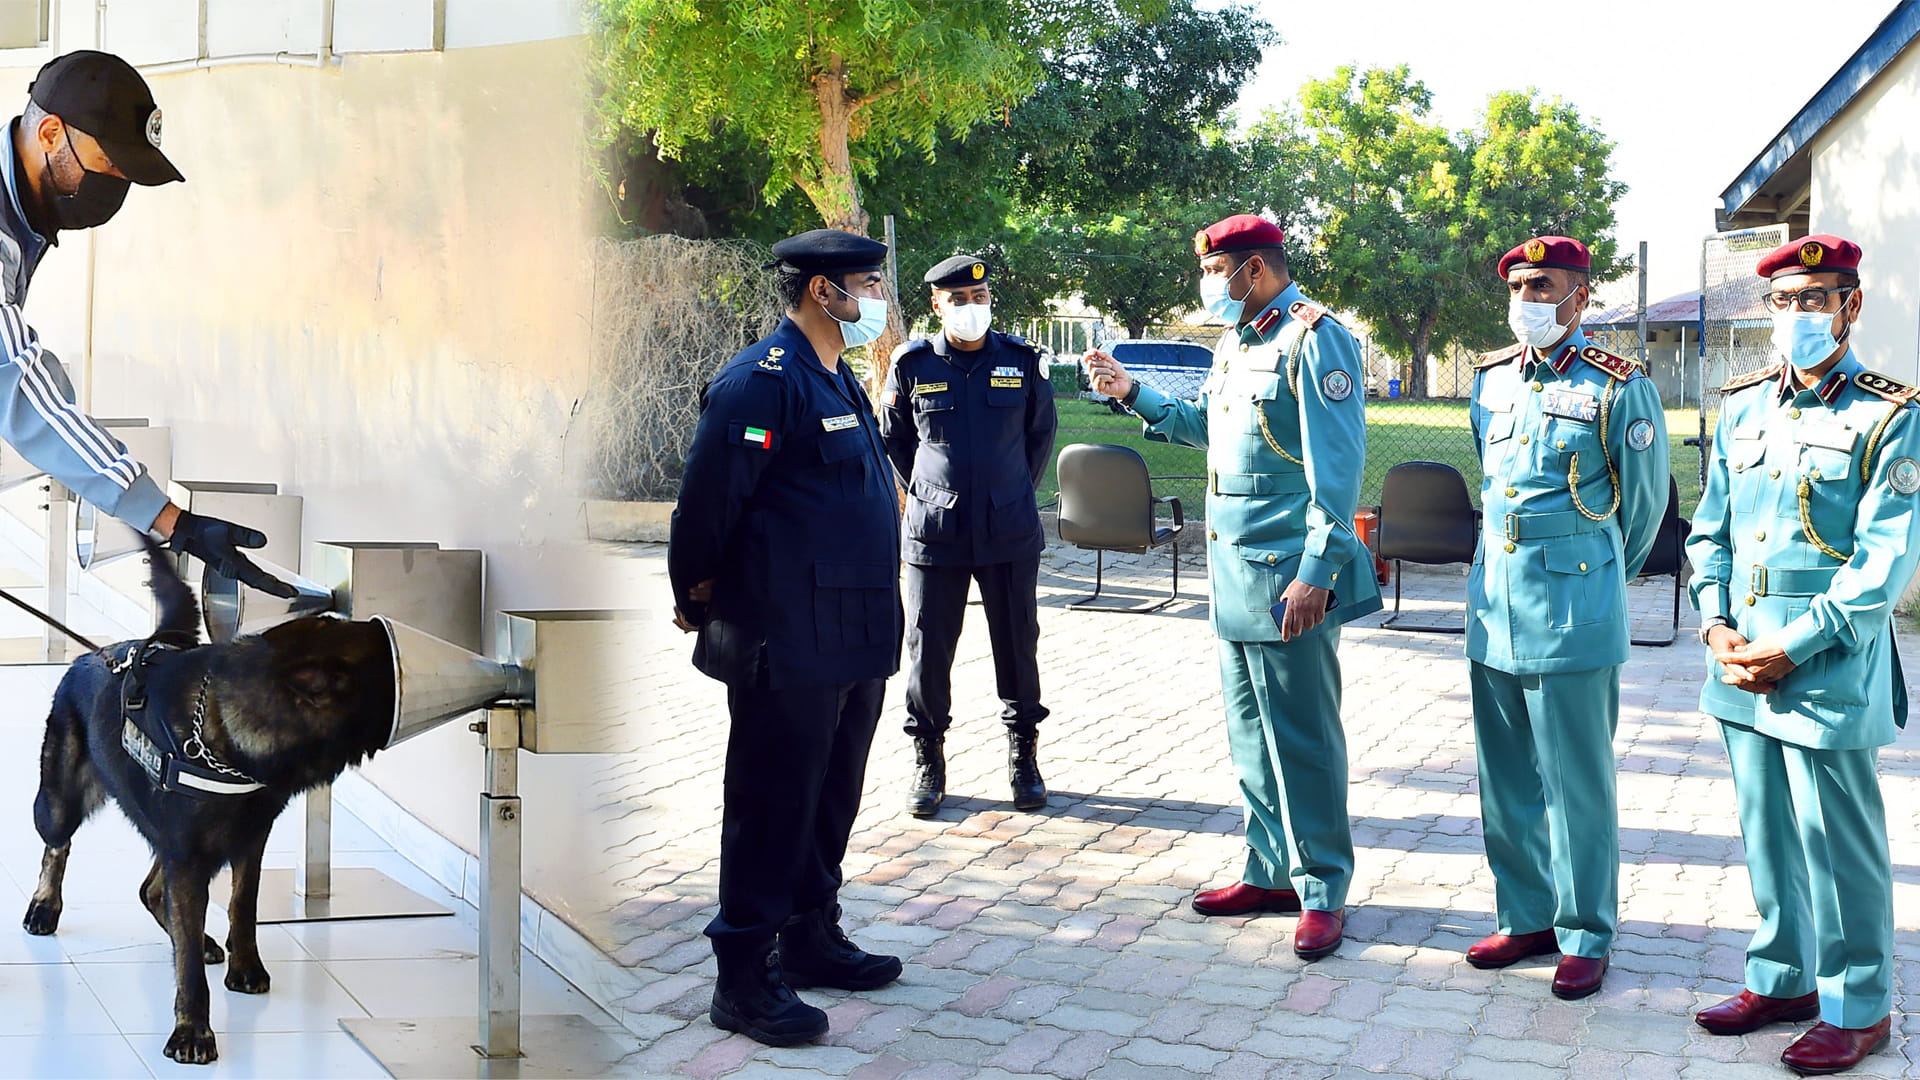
left=0, top=585, right=99, bottom=652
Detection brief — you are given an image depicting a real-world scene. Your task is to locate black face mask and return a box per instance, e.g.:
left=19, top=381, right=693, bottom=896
left=44, top=129, right=130, bottom=231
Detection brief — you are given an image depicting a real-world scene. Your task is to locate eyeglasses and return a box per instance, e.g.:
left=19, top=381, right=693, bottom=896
left=1762, top=286, right=1855, bottom=313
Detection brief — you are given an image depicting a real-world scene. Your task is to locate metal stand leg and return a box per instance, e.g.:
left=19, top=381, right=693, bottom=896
left=341, top=706, right=637, bottom=1078
left=224, top=782, right=453, bottom=924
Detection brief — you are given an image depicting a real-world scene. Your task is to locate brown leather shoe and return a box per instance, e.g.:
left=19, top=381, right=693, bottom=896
left=1551, top=953, right=1608, bottom=999
left=1464, top=930, right=1559, bottom=969
left=1781, top=1018, right=1890, bottom=1075
left=1292, top=909, right=1344, bottom=960
left=1190, top=882, right=1302, bottom=917
left=1695, top=989, right=1821, bottom=1036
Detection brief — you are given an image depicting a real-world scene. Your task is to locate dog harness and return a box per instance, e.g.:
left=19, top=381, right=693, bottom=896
left=113, top=642, right=264, bottom=799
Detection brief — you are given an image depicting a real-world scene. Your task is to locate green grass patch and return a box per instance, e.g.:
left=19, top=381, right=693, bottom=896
left=1046, top=395, right=1707, bottom=519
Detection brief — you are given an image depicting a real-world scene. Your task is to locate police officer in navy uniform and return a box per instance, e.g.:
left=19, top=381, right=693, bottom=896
left=879, top=255, right=1057, bottom=817
left=669, top=229, right=906, bottom=1047
left=1687, top=235, right=1920, bottom=1075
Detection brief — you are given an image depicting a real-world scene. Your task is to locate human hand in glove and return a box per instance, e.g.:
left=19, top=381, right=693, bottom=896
left=164, top=508, right=299, bottom=599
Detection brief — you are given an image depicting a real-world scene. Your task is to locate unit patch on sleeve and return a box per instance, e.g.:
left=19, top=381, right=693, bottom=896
left=1889, top=457, right=1920, bottom=495
left=1322, top=370, right=1353, bottom=401
left=1626, top=418, right=1656, bottom=452
left=730, top=420, right=777, bottom=450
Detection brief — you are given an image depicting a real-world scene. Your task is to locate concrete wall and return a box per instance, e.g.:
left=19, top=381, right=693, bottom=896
left=1812, top=40, right=1920, bottom=384
left=2, top=33, right=631, bottom=913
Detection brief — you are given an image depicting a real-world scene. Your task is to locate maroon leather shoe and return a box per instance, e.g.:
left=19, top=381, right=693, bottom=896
left=1550, top=953, right=1608, bottom=999
left=1464, top=930, right=1559, bottom=970
left=1781, top=1018, right=1890, bottom=1075
left=1190, top=882, right=1302, bottom=917
left=1292, top=908, right=1344, bottom=960
left=1695, top=989, right=1821, bottom=1036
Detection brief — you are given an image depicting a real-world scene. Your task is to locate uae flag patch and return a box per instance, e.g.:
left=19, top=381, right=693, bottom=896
left=730, top=420, right=778, bottom=450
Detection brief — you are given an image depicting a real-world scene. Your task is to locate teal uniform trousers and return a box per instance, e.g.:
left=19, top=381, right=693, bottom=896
left=1687, top=354, right=1920, bottom=1028
left=1467, top=332, right=1670, bottom=957
left=1127, top=284, right=1381, bottom=910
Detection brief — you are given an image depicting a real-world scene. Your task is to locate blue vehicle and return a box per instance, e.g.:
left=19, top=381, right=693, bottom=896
left=1095, top=338, right=1214, bottom=405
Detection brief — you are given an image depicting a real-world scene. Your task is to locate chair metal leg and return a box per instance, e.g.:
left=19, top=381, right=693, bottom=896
left=1379, top=559, right=1466, bottom=634
left=1632, top=571, right=1681, bottom=647
left=1069, top=545, right=1179, bottom=614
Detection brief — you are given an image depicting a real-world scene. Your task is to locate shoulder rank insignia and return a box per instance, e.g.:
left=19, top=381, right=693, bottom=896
left=889, top=336, right=933, bottom=363
left=1720, top=362, right=1783, bottom=393
left=754, top=346, right=785, bottom=373
left=1287, top=301, right=1326, bottom=329
left=1577, top=345, right=1640, bottom=381
left=1475, top=343, right=1524, bottom=370
left=1855, top=370, right=1919, bottom=406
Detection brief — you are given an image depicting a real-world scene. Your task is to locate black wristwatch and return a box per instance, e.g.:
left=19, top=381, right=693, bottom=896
left=1121, top=381, right=1142, bottom=408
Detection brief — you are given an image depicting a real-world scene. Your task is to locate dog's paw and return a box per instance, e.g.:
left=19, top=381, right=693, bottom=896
left=225, top=962, right=270, bottom=994
left=21, top=898, right=60, bottom=936
left=163, top=1023, right=218, bottom=1065
left=201, top=935, right=225, bottom=965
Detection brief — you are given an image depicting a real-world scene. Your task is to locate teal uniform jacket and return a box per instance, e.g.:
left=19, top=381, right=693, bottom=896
left=1126, top=284, right=1383, bottom=638
left=1468, top=331, right=1670, bottom=673
left=1687, top=356, right=1920, bottom=749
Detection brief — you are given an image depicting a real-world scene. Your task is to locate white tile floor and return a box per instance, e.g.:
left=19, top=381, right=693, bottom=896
left=0, top=664, right=625, bottom=1078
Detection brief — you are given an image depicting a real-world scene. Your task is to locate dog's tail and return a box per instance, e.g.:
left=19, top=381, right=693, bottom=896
left=140, top=535, right=201, bottom=646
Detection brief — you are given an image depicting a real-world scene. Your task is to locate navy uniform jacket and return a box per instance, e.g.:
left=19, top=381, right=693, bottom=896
left=1687, top=357, right=1920, bottom=750
left=877, top=331, right=1057, bottom=566
left=668, top=318, right=903, bottom=690
left=1467, top=331, right=1670, bottom=674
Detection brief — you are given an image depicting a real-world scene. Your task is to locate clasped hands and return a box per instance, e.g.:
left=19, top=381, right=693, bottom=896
left=1706, top=624, right=1795, bottom=695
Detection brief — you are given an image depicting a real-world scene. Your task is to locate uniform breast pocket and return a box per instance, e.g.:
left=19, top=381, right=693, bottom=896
left=813, top=562, right=896, bottom=653
left=816, top=428, right=869, bottom=499
left=1540, top=534, right=1617, bottom=629
left=906, top=478, right=960, bottom=541
left=1248, top=374, right=1290, bottom=439
left=914, top=393, right=957, bottom=442
left=1726, top=438, right=1768, bottom=513
left=985, top=386, right=1023, bottom=408
left=1540, top=417, right=1600, bottom=473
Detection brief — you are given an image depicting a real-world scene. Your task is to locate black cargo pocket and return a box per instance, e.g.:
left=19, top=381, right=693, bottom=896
left=817, top=429, right=867, bottom=498
left=814, top=562, right=895, bottom=652
left=915, top=393, right=957, bottom=442
left=907, top=479, right=960, bottom=541
left=988, top=485, right=1039, bottom=539
left=985, top=386, right=1023, bottom=408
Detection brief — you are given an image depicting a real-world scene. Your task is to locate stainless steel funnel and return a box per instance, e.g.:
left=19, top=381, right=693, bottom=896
left=201, top=558, right=336, bottom=643
left=375, top=615, right=532, bottom=748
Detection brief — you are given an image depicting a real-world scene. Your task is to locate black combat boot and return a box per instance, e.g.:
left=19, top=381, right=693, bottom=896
left=906, top=736, right=945, bottom=817
left=778, top=905, right=904, bottom=991
left=1009, top=729, right=1047, bottom=810
left=709, top=943, right=828, bottom=1046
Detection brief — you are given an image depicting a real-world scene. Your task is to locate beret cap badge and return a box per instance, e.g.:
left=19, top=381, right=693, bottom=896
left=1523, top=239, right=1547, bottom=263
left=1193, top=230, right=1213, bottom=256
left=1800, top=241, right=1825, bottom=268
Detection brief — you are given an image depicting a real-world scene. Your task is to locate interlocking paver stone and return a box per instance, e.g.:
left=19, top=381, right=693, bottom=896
left=591, top=547, right=1920, bottom=1078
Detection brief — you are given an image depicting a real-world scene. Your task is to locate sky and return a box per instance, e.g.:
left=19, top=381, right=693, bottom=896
left=1227, top=0, right=1894, bottom=303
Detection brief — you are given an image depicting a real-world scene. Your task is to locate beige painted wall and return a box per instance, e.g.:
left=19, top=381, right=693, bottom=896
left=4, top=39, right=635, bottom=911
left=1812, top=41, right=1920, bottom=384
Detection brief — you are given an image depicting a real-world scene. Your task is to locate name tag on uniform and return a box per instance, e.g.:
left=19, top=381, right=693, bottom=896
left=1541, top=389, right=1598, bottom=422
left=990, top=377, right=1022, bottom=388
left=1795, top=421, right=1857, bottom=453
left=915, top=382, right=948, bottom=395
left=992, top=366, right=1022, bottom=377
left=821, top=414, right=859, bottom=432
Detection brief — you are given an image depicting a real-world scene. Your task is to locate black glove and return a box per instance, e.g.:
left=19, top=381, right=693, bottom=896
left=167, top=509, right=299, bottom=599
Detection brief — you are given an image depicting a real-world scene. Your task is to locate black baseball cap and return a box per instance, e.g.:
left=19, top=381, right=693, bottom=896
left=28, top=50, right=183, bottom=185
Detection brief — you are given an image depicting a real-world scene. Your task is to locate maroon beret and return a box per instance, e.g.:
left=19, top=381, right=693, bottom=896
left=1194, top=214, right=1284, bottom=258
left=1498, top=235, right=1591, bottom=278
left=1756, top=234, right=1862, bottom=279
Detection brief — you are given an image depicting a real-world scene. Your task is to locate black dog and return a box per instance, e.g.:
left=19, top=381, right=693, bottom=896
left=22, top=539, right=395, bottom=1064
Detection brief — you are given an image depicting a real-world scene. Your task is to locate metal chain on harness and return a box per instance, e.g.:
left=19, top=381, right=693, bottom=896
left=180, top=675, right=253, bottom=782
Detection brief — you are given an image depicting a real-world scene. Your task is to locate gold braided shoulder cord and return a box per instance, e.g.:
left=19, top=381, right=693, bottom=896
left=1797, top=477, right=1852, bottom=561
left=1254, top=325, right=1311, bottom=466
left=1860, top=400, right=1905, bottom=483
left=1568, top=375, right=1622, bottom=521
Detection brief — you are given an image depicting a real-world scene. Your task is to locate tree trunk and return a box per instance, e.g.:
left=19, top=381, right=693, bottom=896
left=1407, top=310, right=1438, bottom=400
left=1127, top=317, right=1147, bottom=338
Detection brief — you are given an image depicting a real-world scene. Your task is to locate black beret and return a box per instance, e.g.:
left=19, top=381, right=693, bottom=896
left=924, top=255, right=991, bottom=288
left=770, top=228, right=888, bottom=275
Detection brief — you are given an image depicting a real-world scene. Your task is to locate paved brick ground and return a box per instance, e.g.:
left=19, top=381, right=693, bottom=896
left=594, top=542, right=1920, bottom=1079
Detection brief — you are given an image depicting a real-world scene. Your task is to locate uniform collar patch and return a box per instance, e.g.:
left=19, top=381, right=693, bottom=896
left=1815, top=368, right=1849, bottom=405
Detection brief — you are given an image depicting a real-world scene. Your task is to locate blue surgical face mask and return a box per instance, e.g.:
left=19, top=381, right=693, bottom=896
left=826, top=281, right=888, bottom=348
left=1199, top=258, right=1254, bottom=323
left=1770, top=309, right=1848, bottom=370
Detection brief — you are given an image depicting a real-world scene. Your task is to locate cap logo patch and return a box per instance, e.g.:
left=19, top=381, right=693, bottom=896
left=145, top=107, right=163, bottom=148
left=1193, top=230, right=1212, bottom=256
left=1523, top=239, right=1547, bottom=263
left=1799, top=241, right=1824, bottom=268
left=970, top=262, right=984, bottom=280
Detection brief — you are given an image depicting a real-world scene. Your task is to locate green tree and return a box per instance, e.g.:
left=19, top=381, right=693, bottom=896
left=1290, top=66, right=1626, bottom=398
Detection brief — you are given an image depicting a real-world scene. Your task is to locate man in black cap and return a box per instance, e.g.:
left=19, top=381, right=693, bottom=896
left=0, top=50, right=288, bottom=594
left=879, top=255, right=1056, bottom=817
left=669, top=227, right=906, bottom=1046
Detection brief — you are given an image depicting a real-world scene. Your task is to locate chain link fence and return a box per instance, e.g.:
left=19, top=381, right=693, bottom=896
left=1699, top=225, right=1790, bottom=488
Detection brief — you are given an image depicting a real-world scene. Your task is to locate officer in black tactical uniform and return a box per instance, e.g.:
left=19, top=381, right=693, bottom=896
left=669, top=229, right=906, bottom=1047
left=879, top=255, right=1057, bottom=817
